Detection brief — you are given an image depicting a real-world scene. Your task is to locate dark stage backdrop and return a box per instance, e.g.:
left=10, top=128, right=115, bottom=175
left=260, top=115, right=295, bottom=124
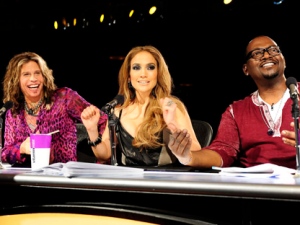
left=0, top=0, right=299, bottom=137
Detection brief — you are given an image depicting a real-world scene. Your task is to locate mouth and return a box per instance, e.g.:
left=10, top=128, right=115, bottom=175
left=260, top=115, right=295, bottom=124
left=28, top=84, right=40, bottom=90
left=138, top=81, right=149, bottom=84
left=261, top=62, right=276, bottom=68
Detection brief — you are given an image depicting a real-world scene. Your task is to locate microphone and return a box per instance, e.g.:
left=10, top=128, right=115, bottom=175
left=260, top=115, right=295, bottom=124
left=0, top=101, right=13, bottom=116
left=101, top=95, right=124, bottom=113
left=286, top=77, right=299, bottom=98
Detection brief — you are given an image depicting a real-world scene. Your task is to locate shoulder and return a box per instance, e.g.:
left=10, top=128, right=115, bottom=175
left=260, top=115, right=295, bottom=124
left=54, top=87, right=79, bottom=96
left=56, top=87, right=74, bottom=93
left=231, top=92, right=254, bottom=106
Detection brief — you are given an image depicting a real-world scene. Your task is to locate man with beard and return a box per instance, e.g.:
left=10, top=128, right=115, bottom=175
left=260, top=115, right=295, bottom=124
left=199, top=35, right=299, bottom=169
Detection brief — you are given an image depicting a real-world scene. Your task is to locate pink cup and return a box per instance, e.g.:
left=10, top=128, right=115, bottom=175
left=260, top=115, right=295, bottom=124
left=30, top=134, right=52, bottom=170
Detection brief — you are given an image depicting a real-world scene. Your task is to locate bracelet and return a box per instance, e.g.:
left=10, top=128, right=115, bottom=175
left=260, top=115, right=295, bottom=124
left=179, top=152, right=193, bottom=165
left=87, top=135, right=102, bottom=146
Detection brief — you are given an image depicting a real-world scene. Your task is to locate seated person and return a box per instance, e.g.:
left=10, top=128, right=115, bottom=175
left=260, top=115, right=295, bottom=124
left=1, top=52, right=108, bottom=167
left=81, top=45, right=201, bottom=167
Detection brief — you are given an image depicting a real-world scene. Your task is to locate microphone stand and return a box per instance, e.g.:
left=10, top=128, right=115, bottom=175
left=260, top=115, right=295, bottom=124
left=291, top=94, right=300, bottom=174
left=0, top=117, right=4, bottom=169
left=107, top=108, right=118, bottom=166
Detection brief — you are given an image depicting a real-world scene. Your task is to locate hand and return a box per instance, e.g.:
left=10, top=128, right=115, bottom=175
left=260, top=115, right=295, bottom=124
left=168, top=129, right=192, bottom=165
left=20, top=137, right=31, bottom=155
left=81, top=105, right=100, bottom=131
left=282, top=122, right=297, bottom=147
left=160, top=97, right=177, bottom=133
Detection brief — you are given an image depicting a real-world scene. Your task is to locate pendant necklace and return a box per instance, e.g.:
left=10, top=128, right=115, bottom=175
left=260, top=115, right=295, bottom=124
left=258, top=92, right=285, bottom=136
left=24, top=98, right=43, bottom=116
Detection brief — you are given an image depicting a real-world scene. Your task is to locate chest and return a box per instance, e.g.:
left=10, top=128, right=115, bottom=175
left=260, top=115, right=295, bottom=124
left=119, top=108, right=145, bottom=137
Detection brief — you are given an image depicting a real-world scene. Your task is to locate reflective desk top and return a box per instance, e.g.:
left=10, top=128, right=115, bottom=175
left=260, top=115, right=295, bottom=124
left=1, top=162, right=300, bottom=201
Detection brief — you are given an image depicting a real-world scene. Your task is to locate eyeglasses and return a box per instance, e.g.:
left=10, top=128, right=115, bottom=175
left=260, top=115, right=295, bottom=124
left=245, top=46, right=281, bottom=61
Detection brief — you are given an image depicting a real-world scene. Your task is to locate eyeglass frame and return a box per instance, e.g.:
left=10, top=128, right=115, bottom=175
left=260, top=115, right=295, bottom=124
left=245, top=45, right=281, bottom=61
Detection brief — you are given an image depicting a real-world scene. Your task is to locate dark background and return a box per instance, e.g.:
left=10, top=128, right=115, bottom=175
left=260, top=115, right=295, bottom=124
left=0, top=0, right=299, bottom=137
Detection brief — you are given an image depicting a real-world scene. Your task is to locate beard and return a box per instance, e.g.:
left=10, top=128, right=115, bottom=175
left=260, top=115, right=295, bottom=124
left=262, top=71, right=279, bottom=80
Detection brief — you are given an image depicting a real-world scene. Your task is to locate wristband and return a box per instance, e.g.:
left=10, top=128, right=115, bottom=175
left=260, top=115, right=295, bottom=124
left=87, top=135, right=102, bottom=146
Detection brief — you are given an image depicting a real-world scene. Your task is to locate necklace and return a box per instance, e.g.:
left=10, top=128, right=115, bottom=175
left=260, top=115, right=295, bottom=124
left=258, top=92, right=285, bottom=136
left=24, top=99, right=43, bottom=116
left=25, top=113, right=38, bottom=132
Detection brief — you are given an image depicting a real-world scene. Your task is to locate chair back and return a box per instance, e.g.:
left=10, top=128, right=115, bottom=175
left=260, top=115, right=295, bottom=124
left=191, top=120, right=213, bottom=147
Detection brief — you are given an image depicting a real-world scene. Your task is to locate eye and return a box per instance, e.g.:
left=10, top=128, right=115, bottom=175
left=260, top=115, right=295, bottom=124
left=270, top=47, right=280, bottom=53
left=132, top=65, right=140, bottom=70
left=252, top=50, right=263, bottom=57
left=147, top=64, right=156, bottom=70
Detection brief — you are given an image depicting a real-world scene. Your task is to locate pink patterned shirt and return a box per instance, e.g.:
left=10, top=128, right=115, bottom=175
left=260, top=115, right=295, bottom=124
left=1, top=87, right=108, bottom=166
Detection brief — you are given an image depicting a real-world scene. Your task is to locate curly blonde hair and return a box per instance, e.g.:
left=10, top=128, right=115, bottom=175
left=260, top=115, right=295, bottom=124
left=118, top=45, right=185, bottom=149
left=2, top=52, right=57, bottom=116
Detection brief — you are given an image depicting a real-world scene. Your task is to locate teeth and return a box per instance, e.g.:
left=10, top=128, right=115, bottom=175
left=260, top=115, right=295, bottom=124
left=263, top=63, right=274, bottom=67
left=138, top=81, right=148, bottom=84
left=29, top=85, right=38, bottom=88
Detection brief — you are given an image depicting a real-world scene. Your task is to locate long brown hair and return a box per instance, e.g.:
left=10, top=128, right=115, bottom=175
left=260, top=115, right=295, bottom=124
left=2, top=52, right=57, bottom=116
left=117, top=45, right=185, bottom=149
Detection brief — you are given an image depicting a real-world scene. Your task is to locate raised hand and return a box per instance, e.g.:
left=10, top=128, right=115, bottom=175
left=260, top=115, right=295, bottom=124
left=81, top=105, right=101, bottom=132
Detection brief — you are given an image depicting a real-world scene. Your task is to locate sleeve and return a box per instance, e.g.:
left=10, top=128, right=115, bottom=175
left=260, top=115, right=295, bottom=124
left=64, top=87, right=108, bottom=136
left=201, top=105, right=240, bottom=167
left=1, top=111, right=27, bottom=164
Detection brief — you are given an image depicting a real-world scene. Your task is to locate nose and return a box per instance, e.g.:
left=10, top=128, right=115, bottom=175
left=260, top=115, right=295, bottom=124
left=140, top=68, right=147, bottom=77
left=262, top=48, right=273, bottom=59
left=263, top=49, right=270, bottom=57
left=30, top=74, right=37, bottom=81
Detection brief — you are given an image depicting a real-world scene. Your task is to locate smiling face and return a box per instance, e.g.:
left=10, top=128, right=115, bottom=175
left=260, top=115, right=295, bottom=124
left=129, top=51, right=158, bottom=97
left=19, top=60, right=44, bottom=103
left=243, top=36, right=286, bottom=83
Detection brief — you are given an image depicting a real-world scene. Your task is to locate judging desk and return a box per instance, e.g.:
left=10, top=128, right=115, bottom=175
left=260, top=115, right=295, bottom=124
left=1, top=166, right=300, bottom=225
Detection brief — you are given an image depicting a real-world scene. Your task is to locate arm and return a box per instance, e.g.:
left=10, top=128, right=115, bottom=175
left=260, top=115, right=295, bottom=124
left=1, top=111, right=29, bottom=164
left=163, top=98, right=236, bottom=168
left=81, top=105, right=111, bottom=162
left=161, top=97, right=221, bottom=168
left=64, top=87, right=108, bottom=135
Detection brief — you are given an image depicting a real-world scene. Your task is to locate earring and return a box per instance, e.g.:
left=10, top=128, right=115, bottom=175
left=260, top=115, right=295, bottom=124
left=151, top=87, right=156, bottom=97
left=128, top=81, right=133, bottom=89
left=128, top=81, right=135, bottom=100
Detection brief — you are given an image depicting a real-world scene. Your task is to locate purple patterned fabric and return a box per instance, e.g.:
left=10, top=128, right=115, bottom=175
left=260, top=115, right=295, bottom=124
left=1, top=87, right=108, bottom=165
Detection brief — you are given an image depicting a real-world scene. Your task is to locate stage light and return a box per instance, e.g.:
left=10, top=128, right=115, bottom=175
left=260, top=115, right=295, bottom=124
left=273, top=0, right=283, bottom=5
left=100, top=14, right=104, bottom=23
left=149, top=6, right=157, bottom=15
left=129, top=9, right=134, bottom=18
left=223, top=0, right=232, bottom=4
left=54, top=21, right=58, bottom=30
left=62, top=18, right=67, bottom=26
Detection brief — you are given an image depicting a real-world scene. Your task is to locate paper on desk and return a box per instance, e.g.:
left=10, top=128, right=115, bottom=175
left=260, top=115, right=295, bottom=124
left=212, top=163, right=297, bottom=178
left=30, top=161, right=144, bottom=178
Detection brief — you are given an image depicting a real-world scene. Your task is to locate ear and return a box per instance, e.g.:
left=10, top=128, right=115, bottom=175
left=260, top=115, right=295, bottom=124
left=242, top=64, right=249, bottom=76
